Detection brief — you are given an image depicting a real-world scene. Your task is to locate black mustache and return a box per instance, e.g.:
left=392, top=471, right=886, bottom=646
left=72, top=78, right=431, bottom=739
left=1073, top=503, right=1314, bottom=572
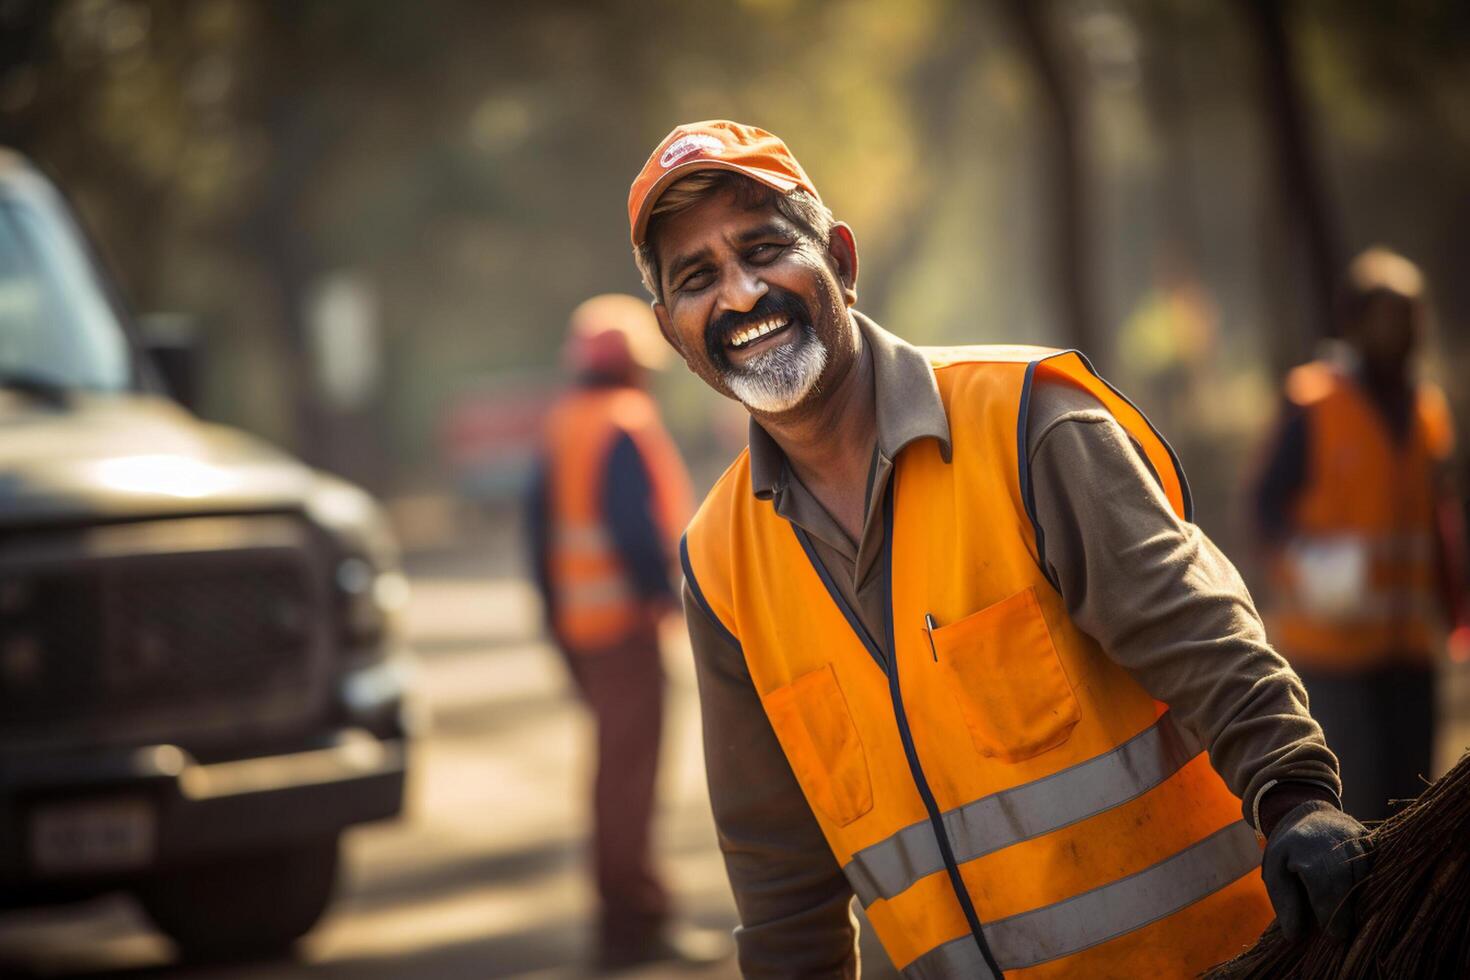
left=705, top=291, right=811, bottom=364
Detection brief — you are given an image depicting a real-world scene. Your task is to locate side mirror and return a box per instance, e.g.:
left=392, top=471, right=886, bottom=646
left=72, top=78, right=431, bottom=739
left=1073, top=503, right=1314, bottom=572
left=138, top=313, right=202, bottom=412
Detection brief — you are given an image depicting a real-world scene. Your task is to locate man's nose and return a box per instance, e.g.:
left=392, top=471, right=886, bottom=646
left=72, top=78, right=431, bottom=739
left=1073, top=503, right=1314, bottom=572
left=715, top=264, right=768, bottom=316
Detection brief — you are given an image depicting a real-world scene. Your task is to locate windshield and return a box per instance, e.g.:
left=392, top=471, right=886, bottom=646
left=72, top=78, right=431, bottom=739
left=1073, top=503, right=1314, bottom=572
left=0, top=195, right=132, bottom=392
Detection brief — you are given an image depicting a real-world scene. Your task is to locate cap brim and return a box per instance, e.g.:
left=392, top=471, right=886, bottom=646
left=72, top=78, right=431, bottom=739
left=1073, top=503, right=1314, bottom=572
left=631, top=159, right=801, bottom=246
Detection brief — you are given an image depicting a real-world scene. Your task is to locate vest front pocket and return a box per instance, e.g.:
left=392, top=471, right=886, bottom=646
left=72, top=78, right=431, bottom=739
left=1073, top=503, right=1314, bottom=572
left=762, top=664, right=875, bottom=827
left=931, top=587, right=1080, bottom=763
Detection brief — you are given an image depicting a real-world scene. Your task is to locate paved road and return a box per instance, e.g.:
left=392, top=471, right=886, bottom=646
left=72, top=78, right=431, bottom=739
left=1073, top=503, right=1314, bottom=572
left=5, top=551, right=1467, bottom=979
left=0, top=556, right=897, bottom=979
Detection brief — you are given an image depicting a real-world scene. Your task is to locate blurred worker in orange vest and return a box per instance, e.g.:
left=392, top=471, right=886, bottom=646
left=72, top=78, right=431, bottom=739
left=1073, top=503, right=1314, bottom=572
left=1253, top=247, right=1469, bottom=822
left=524, top=294, right=713, bottom=969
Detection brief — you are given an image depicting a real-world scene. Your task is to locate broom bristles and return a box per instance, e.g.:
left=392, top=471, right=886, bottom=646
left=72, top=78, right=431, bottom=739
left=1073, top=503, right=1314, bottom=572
left=1204, top=752, right=1470, bottom=979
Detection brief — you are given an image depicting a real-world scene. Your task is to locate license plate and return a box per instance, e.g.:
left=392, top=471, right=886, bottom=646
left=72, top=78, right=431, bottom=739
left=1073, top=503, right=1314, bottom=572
left=29, top=798, right=156, bottom=876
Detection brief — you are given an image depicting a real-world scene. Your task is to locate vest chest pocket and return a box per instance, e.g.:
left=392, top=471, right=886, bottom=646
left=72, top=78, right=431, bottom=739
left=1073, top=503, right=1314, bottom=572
left=761, top=664, right=874, bottom=827
left=930, top=586, right=1080, bottom=763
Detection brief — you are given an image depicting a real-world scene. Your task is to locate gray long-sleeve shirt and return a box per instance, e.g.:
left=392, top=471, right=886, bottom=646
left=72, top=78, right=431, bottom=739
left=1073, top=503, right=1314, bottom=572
left=685, top=316, right=1338, bottom=978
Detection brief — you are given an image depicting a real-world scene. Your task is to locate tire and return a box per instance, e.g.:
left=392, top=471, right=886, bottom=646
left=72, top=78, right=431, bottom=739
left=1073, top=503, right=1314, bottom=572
left=138, top=836, right=340, bottom=962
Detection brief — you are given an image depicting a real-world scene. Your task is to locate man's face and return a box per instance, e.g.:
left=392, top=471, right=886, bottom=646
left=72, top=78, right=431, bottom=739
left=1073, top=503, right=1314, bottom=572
left=650, top=189, right=858, bottom=417
left=1351, top=292, right=1420, bottom=382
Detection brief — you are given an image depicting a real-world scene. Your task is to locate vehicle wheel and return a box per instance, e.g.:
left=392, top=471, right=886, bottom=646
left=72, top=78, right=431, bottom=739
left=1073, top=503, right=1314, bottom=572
left=138, top=836, right=340, bottom=961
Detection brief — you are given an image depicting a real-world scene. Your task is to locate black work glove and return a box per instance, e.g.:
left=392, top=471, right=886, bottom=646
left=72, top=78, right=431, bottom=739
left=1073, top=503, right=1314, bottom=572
left=1261, top=799, right=1372, bottom=941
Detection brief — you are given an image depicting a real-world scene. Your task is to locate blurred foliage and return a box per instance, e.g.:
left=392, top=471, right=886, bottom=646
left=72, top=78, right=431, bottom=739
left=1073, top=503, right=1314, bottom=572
left=0, top=0, right=1465, bottom=545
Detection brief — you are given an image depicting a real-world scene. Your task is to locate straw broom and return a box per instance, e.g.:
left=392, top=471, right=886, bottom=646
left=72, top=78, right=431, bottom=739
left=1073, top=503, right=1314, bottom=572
left=1205, top=752, right=1470, bottom=979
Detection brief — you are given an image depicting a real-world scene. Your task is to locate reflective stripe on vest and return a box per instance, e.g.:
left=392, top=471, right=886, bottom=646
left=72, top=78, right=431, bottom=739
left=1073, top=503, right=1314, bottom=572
left=558, top=574, right=636, bottom=610
left=1278, top=530, right=1437, bottom=613
left=551, top=524, right=633, bottom=614
left=552, top=523, right=616, bottom=555
left=902, top=822, right=1260, bottom=978
left=845, top=711, right=1202, bottom=908
left=1345, top=588, right=1438, bottom=621
left=683, top=342, right=1273, bottom=977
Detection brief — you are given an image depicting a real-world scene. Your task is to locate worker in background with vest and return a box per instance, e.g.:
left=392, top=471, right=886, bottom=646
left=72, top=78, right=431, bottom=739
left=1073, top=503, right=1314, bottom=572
left=1252, top=248, right=1468, bottom=824
left=524, top=294, right=715, bottom=970
left=626, top=121, right=1371, bottom=978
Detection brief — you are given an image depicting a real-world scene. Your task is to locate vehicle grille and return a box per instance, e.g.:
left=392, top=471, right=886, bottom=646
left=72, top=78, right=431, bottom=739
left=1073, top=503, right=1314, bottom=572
left=0, top=515, right=329, bottom=749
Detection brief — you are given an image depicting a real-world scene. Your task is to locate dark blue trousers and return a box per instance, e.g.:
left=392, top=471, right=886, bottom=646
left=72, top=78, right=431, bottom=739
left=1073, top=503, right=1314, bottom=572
left=1296, top=663, right=1435, bottom=823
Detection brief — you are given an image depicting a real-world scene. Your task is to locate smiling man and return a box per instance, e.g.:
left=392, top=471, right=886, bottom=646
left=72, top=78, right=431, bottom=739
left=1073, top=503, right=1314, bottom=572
left=628, top=121, right=1371, bottom=979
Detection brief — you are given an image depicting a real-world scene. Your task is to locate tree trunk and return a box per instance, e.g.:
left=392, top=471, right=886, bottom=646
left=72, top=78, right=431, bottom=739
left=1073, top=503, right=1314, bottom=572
left=1003, top=0, right=1100, bottom=361
left=1240, top=0, right=1339, bottom=367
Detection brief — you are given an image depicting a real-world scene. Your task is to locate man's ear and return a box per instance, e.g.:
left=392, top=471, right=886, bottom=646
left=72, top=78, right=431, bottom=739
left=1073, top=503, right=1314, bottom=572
left=827, top=222, right=859, bottom=307
left=652, top=301, right=689, bottom=364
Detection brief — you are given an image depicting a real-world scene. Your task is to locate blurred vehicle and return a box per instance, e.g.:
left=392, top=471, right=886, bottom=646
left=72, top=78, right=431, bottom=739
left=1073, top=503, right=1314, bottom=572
left=0, top=149, right=413, bottom=959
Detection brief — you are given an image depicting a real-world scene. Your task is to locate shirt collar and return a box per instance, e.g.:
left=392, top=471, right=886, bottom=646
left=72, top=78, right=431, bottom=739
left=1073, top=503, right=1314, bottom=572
left=748, top=312, right=952, bottom=500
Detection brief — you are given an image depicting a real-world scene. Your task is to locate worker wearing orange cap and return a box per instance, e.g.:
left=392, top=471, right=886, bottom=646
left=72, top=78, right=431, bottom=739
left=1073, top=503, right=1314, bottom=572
left=628, top=121, right=1370, bottom=977
left=524, top=294, right=706, bottom=969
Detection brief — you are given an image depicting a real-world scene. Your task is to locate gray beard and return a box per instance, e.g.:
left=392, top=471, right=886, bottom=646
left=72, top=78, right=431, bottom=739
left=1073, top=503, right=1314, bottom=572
left=723, top=331, right=829, bottom=414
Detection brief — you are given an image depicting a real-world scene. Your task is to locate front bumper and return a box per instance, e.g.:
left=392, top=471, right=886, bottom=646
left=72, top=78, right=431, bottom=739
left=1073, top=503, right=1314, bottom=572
left=0, top=728, right=406, bottom=891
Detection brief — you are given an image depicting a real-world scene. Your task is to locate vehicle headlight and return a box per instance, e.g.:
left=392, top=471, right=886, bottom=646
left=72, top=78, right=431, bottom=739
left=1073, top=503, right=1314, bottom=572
left=332, top=557, right=415, bottom=734
left=335, top=555, right=410, bottom=646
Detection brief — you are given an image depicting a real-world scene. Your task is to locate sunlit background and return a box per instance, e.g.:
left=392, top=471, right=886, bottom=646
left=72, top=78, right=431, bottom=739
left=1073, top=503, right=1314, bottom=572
left=0, top=0, right=1467, bottom=976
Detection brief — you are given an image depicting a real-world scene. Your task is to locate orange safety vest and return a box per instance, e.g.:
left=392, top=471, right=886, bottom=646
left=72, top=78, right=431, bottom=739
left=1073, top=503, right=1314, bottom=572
left=542, top=385, right=692, bottom=651
left=683, top=347, right=1271, bottom=978
left=1268, top=361, right=1454, bottom=671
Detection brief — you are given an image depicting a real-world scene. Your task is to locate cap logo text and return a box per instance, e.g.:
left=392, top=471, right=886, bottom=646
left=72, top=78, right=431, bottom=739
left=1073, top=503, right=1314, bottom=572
left=660, top=134, right=723, bottom=169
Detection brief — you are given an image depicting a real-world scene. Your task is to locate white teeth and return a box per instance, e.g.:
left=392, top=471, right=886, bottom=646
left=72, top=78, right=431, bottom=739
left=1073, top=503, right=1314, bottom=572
left=729, top=317, right=790, bottom=349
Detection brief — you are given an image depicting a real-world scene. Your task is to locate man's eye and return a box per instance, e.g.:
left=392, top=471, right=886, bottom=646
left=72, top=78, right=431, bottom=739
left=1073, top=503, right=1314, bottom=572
left=678, top=270, right=713, bottom=293
left=747, top=244, right=784, bottom=264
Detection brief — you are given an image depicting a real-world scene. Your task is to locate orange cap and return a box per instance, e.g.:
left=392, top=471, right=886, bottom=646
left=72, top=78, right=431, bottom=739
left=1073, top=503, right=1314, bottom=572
left=628, top=120, right=820, bottom=246
left=564, top=293, right=669, bottom=379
